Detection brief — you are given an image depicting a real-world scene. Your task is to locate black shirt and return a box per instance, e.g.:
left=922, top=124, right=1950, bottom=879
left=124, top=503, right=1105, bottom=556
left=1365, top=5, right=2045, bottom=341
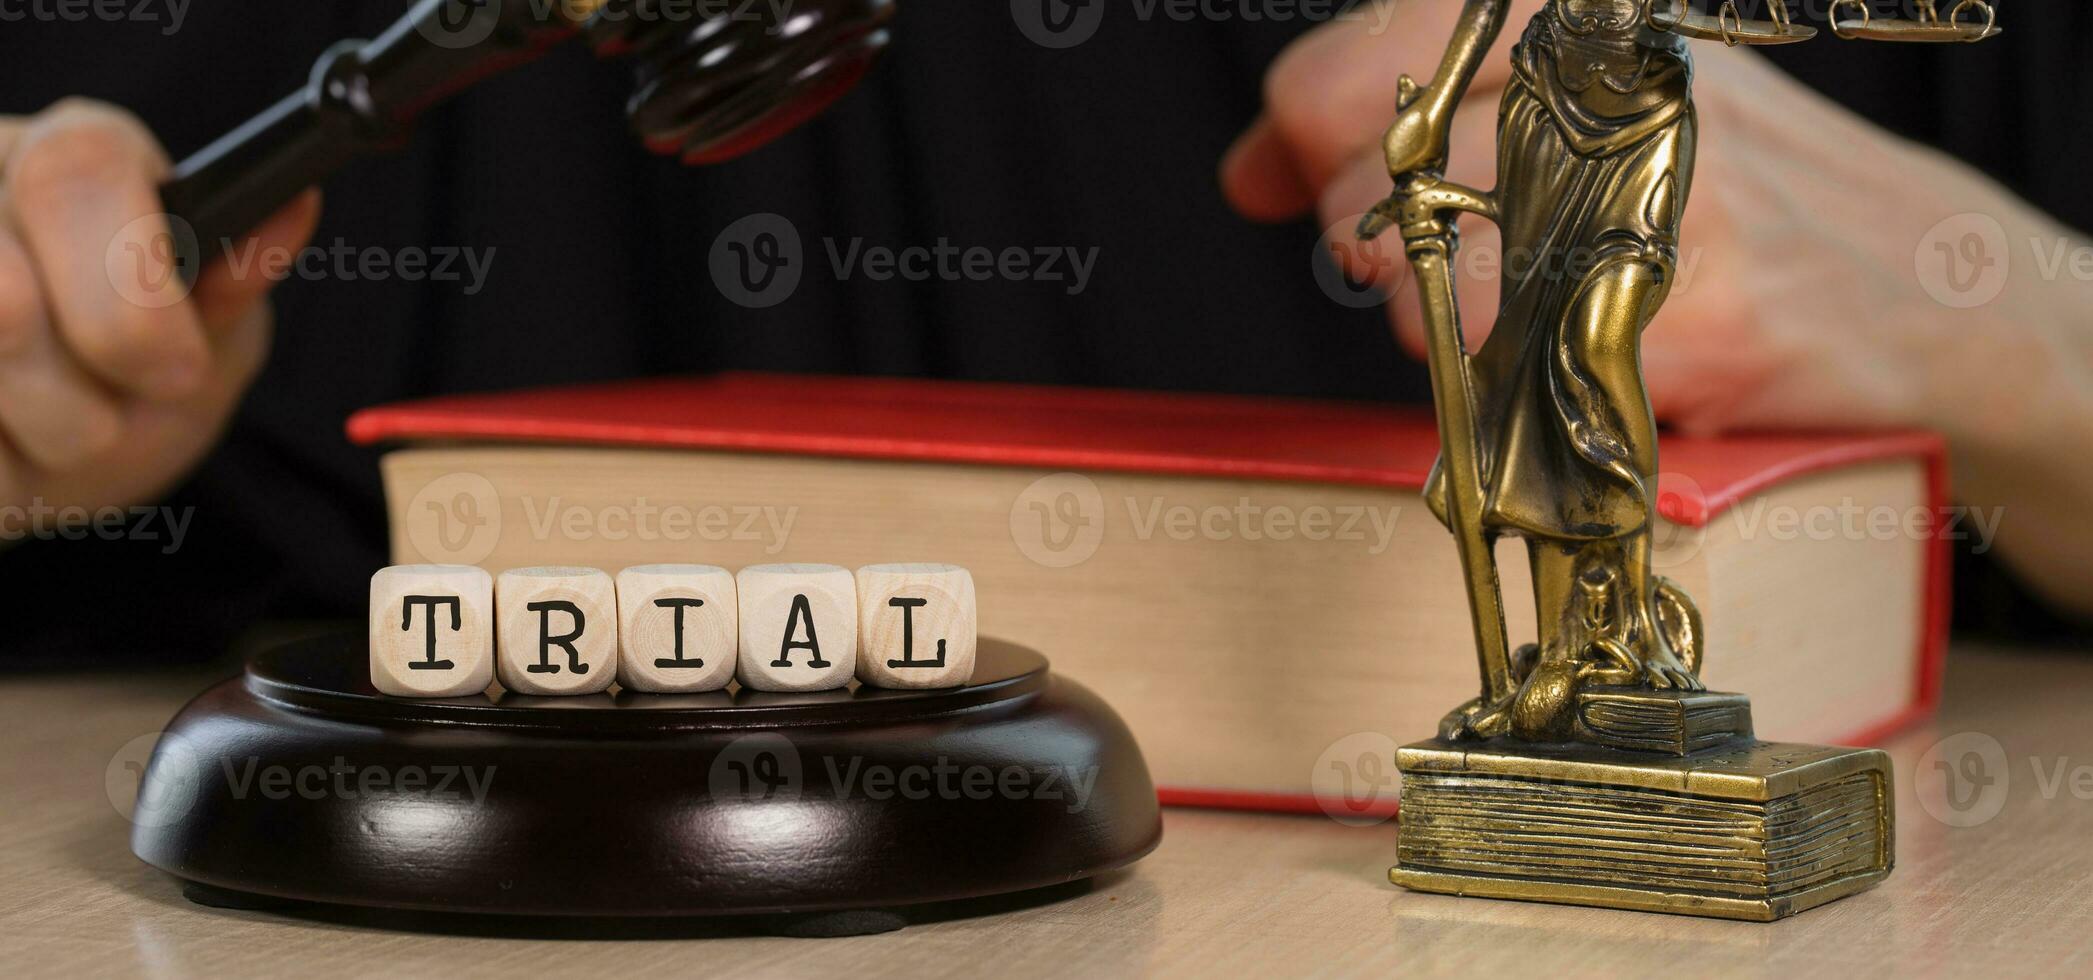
left=0, top=2, right=2085, bottom=662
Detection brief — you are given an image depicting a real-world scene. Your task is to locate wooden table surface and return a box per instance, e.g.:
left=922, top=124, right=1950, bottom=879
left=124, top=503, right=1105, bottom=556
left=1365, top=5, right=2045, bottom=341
left=3, top=641, right=2089, bottom=979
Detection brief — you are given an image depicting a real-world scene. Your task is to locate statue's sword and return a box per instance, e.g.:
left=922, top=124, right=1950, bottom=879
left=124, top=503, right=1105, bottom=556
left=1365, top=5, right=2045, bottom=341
left=1359, top=146, right=1513, bottom=708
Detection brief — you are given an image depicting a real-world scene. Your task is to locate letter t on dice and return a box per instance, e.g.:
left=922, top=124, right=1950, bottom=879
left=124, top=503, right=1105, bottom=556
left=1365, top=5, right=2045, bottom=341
left=370, top=564, right=494, bottom=698
left=497, top=567, right=618, bottom=695
left=855, top=563, right=976, bottom=689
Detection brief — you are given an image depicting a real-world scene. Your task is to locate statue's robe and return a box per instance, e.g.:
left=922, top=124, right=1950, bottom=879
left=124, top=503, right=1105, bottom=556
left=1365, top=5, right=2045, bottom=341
left=1426, top=0, right=1695, bottom=543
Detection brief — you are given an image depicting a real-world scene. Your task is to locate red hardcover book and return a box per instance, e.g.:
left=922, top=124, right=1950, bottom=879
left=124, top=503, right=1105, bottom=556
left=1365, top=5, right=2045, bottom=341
left=352, top=373, right=1949, bottom=815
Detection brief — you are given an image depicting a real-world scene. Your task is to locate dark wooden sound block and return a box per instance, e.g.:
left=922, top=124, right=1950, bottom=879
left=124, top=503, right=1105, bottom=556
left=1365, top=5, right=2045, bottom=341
left=130, top=631, right=1161, bottom=932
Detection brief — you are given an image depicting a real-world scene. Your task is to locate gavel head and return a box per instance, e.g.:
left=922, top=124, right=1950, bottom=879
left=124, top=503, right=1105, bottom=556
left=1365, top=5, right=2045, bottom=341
left=575, top=0, right=896, bottom=164
left=417, top=0, right=893, bottom=163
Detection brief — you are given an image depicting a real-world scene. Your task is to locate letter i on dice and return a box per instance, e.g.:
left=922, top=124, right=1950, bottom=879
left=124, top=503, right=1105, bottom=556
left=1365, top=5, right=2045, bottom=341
left=616, top=564, right=737, bottom=693
left=855, top=563, right=977, bottom=689
left=370, top=565, right=496, bottom=698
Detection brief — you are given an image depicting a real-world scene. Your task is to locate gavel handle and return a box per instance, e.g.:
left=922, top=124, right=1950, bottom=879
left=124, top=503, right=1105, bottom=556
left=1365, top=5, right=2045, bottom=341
left=158, top=44, right=366, bottom=282
left=157, top=1, right=574, bottom=283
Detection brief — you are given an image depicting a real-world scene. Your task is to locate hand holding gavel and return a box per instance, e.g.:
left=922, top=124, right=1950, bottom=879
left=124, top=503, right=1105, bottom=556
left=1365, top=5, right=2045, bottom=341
left=0, top=0, right=893, bottom=538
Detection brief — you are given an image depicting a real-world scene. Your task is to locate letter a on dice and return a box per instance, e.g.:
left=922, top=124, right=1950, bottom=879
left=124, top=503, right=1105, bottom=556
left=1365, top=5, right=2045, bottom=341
left=497, top=567, right=618, bottom=695
left=370, top=564, right=494, bottom=698
left=736, top=564, right=856, bottom=692
left=855, top=563, right=977, bottom=689
left=617, top=564, right=737, bottom=693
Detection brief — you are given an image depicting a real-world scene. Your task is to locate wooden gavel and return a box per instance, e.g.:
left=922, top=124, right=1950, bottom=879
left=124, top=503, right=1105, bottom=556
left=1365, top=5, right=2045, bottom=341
left=158, top=0, right=895, bottom=279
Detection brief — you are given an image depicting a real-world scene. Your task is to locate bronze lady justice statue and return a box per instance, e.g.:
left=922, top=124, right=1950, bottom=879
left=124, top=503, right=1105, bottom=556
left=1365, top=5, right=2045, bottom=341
left=1364, top=0, right=1713, bottom=745
left=1361, top=0, right=1995, bottom=919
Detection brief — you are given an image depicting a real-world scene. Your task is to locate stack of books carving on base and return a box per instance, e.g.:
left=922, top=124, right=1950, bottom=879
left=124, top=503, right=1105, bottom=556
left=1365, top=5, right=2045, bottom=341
left=350, top=373, right=1948, bottom=816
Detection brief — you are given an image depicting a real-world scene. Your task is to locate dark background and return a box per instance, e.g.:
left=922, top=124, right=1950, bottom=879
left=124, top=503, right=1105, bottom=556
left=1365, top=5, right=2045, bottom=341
left=0, top=1, right=2084, bottom=662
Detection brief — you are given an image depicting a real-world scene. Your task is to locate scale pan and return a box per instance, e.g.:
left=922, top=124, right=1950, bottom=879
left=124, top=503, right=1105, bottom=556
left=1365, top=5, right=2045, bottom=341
left=1649, top=7, right=1818, bottom=45
left=1832, top=18, right=2001, bottom=42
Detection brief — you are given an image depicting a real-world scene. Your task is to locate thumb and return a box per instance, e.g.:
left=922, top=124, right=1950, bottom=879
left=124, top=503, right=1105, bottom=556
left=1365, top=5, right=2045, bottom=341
left=190, top=189, right=323, bottom=331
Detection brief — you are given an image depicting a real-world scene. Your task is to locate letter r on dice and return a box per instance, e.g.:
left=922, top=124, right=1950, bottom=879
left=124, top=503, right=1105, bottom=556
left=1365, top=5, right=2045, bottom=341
left=856, top=563, right=976, bottom=689
left=370, top=565, right=494, bottom=698
left=497, top=567, right=618, bottom=695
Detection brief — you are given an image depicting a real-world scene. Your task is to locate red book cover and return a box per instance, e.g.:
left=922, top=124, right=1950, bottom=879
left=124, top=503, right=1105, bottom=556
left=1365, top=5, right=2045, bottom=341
left=351, top=372, right=1951, bottom=812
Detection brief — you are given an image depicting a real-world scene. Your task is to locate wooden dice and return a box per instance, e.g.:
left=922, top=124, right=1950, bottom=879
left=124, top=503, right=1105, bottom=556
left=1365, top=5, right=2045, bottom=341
left=371, top=562, right=976, bottom=698
left=616, top=564, right=737, bottom=693
left=736, top=563, right=857, bottom=692
left=496, top=566, right=618, bottom=695
left=855, top=563, right=977, bottom=689
left=369, top=564, right=494, bottom=698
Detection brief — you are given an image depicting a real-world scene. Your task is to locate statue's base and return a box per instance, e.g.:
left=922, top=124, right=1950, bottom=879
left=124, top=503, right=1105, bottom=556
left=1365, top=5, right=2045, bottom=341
left=1390, top=738, right=1893, bottom=922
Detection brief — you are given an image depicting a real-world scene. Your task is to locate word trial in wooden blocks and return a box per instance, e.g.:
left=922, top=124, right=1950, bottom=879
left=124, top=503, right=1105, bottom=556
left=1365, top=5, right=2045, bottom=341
left=368, top=562, right=977, bottom=699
